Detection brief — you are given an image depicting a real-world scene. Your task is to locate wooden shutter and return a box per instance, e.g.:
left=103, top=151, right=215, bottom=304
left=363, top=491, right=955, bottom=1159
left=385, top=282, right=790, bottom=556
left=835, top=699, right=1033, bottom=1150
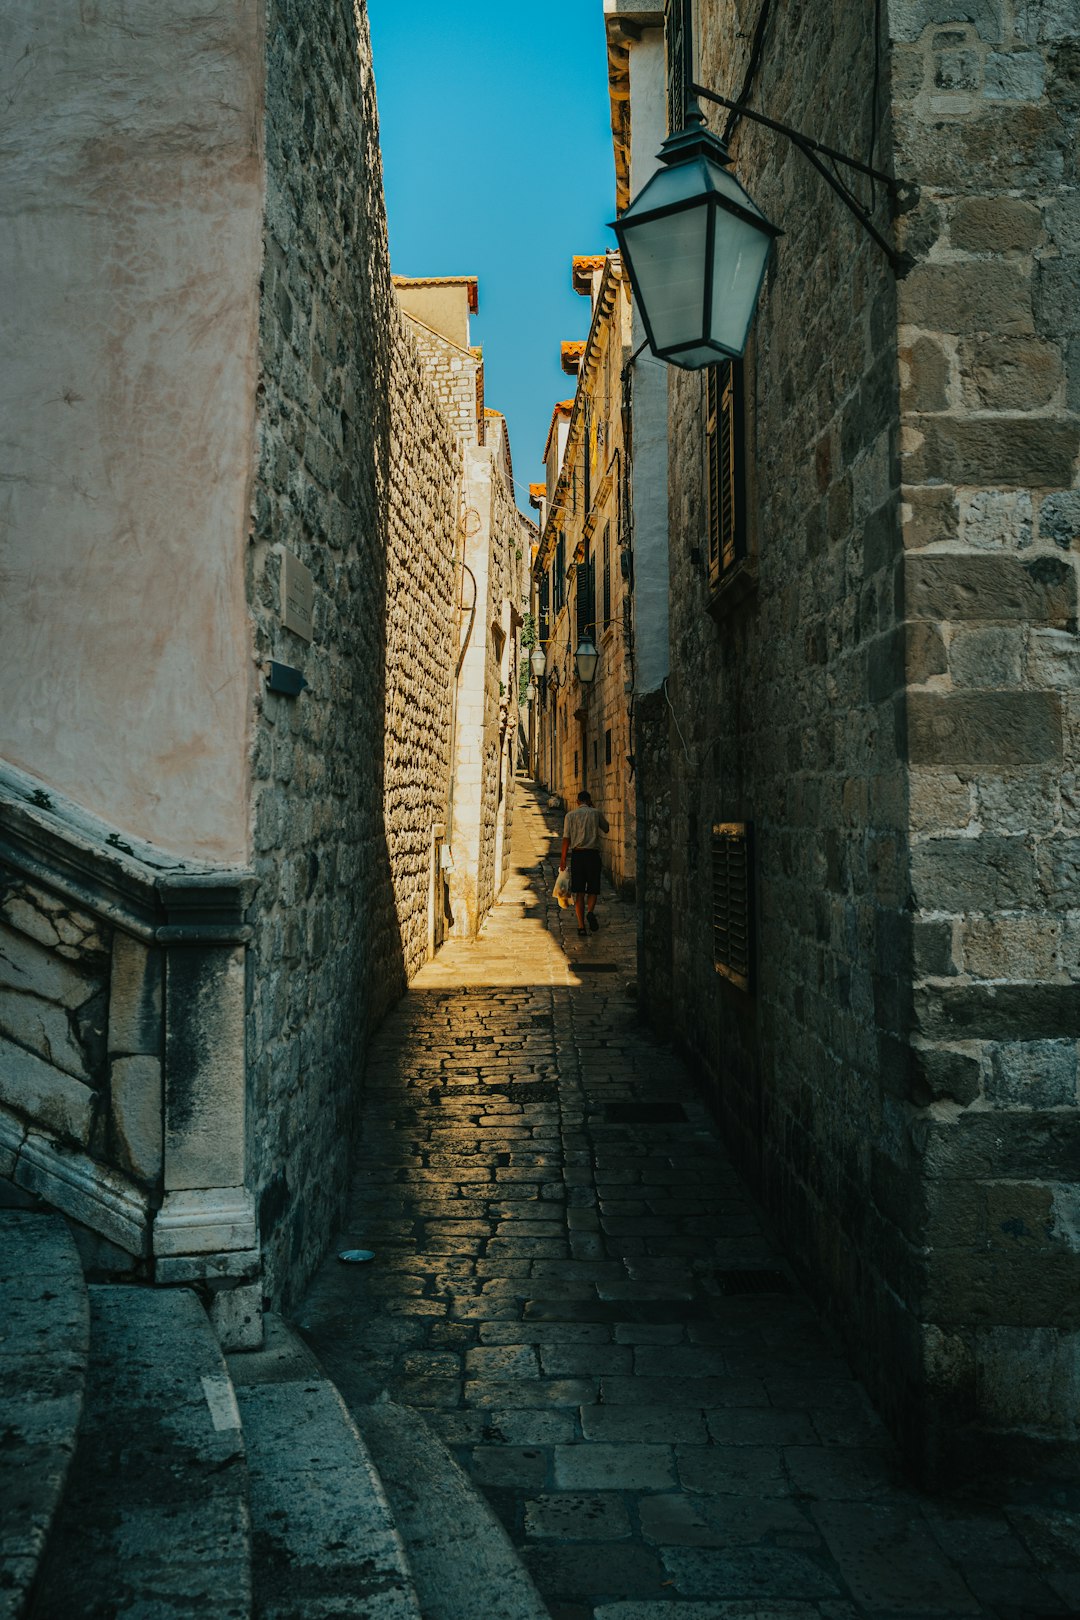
left=576, top=538, right=593, bottom=642
left=539, top=575, right=549, bottom=644
left=665, top=0, right=686, bottom=137
left=706, top=362, right=744, bottom=590
left=712, top=822, right=753, bottom=992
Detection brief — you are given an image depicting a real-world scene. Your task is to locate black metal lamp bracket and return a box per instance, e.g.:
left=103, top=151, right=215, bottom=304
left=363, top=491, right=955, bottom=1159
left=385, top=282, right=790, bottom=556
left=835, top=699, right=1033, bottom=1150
left=690, top=83, right=916, bottom=276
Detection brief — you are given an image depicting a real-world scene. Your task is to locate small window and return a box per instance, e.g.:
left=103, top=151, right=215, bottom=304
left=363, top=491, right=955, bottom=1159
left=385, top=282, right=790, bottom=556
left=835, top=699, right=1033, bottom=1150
left=539, top=574, right=550, bottom=644
left=712, top=821, right=753, bottom=992
left=605, top=729, right=612, bottom=766
left=705, top=361, right=746, bottom=593
left=576, top=537, right=594, bottom=643
left=664, top=0, right=687, bottom=138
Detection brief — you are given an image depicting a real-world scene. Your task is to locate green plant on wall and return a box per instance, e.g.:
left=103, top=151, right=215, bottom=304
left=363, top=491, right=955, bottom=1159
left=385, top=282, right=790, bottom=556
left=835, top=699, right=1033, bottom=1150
left=518, top=612, right=538, bottom=706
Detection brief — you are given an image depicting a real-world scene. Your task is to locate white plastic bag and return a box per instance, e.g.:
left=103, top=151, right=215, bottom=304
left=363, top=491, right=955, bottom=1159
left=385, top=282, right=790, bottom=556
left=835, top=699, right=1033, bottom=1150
left=553, top=868, right=572, bottom=908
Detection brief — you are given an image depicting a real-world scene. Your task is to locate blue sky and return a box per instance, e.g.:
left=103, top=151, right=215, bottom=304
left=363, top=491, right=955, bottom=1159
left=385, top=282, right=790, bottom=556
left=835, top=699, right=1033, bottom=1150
left=368, top=0, right=616, bottom=513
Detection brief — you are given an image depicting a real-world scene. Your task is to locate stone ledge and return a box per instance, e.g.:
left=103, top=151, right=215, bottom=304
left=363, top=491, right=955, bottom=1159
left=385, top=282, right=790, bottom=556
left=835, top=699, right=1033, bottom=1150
left=0, top=761, right=257, bottom=945
left=0, top=1108, right=151, bottom=1256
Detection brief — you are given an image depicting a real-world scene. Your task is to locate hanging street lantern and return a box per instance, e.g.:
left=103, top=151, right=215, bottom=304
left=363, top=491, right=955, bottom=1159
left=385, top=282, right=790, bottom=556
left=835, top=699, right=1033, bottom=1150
left=574, top=635, right=599, bottom=687
left=525, top=681, right=537, bottom=703
left=530, top=645, right=547, bottom=680
left=612, top=120, right=780, bottom=370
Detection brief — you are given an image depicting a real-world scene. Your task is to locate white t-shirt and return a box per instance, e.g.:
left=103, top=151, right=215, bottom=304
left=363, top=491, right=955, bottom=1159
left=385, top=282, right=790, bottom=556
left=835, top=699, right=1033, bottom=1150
left=562, top=806, right=608, bottom=850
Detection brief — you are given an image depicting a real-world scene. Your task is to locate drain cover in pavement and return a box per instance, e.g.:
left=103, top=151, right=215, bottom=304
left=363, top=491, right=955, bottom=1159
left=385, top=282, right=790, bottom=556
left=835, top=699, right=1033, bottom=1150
left=604, top=1101, right=687, bottom=1123
left=573, top=962, right=620, bottom=973
left=712, top=1269, right=792, bottom=1295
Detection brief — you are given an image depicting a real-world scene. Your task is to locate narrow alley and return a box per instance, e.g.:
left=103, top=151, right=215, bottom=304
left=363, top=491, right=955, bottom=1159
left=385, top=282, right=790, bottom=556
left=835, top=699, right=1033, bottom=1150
left=298, top=783, right=1077, bottom=1620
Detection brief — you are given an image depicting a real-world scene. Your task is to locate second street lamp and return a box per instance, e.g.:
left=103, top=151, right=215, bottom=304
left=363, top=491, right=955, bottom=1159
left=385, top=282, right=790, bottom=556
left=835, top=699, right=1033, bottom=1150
left=530, top=646, right=547, bottom=680
left=575, top=635, right=599, bottom=687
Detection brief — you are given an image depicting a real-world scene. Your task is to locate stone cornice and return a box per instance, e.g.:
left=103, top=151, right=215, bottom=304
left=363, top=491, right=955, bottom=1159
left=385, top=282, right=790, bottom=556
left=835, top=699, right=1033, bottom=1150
left=0, top=762, right=257, bottom=944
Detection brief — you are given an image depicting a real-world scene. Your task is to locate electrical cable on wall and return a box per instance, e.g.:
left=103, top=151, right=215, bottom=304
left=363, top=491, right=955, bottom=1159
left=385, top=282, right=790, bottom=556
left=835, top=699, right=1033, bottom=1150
left=722, top=0, right=773, bottom=145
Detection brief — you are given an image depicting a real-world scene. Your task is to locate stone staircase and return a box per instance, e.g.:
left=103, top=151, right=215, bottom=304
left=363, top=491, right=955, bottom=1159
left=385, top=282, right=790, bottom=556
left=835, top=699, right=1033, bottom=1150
left=0, top=1210, right=549, bottom=1620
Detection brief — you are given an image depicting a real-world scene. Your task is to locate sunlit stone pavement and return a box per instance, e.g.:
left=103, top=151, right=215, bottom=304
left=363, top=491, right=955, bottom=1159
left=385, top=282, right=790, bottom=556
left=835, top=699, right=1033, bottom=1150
left=299, top=781, right=1080, bottom=1620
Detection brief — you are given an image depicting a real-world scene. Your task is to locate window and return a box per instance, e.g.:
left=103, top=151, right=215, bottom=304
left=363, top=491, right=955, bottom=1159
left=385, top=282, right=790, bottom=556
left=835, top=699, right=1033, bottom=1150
left=554, top=536, right=566, bottom=613
left=705, top=361, right=746, bottom=593
left=576, top=537, right=594, bottom=643
left=539, top=574, right=549, bottom=645
left=602, top=523, right=611, bottom=627
left=665, top=0, right=687, bottom=138
left=712, top=822, right=753, bottom=992
left=605, top=728, right=612, bottom=766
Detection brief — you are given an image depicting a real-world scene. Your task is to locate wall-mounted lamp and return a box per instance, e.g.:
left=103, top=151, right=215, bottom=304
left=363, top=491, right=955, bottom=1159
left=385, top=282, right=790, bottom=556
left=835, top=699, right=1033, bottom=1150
left=613, top=0, right=911, bottom=371
left=530, top=646, right=547, bottom=680
left=526, top=681, right=537, bottom=703
left=575, top=635, right=599, bottom=687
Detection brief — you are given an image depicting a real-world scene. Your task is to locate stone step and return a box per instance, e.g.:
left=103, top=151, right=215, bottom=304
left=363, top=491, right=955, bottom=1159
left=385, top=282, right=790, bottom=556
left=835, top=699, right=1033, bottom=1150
left=0, top=1210, right=88, bottom=1620
left=227, top=1316, right=422, bottom=1620
left=356, top=1398, right=551, bottom=1620
left=32, top=1285, right=250, bottom=1620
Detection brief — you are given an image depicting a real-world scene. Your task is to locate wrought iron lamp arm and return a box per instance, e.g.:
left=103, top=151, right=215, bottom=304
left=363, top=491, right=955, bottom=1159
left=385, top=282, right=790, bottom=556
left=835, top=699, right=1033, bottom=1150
left=689, top=83, right=915, bottom=276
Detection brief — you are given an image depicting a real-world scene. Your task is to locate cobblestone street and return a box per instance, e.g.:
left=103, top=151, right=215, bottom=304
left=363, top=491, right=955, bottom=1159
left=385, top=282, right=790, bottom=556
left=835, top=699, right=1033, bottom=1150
left=299, top=782, right=1079, bottom=1620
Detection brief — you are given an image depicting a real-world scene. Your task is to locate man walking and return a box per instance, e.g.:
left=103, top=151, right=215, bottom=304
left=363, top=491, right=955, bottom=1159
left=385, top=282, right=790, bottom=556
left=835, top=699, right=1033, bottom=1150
left=560, top=791, right=609, bottom=936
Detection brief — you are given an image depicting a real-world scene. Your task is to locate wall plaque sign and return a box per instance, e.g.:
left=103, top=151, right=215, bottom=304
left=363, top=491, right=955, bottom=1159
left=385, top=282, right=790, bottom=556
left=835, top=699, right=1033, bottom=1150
left=280, top=550, right=314, bottom=642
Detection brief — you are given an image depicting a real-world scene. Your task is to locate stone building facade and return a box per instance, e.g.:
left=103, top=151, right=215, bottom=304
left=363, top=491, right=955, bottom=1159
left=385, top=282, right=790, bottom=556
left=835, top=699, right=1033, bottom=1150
left=0, top=0, right=513, bottom=1336
left=531, top=256, right=638, bottom=895
left=393, top=281, right=532, bottom=938
left=626, top=0, right=1080, bottom=1473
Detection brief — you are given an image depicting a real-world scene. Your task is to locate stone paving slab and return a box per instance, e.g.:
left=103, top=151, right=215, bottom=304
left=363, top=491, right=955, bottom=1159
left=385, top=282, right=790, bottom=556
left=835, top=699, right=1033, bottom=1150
left=298, top=780, right=1080, bottom=1620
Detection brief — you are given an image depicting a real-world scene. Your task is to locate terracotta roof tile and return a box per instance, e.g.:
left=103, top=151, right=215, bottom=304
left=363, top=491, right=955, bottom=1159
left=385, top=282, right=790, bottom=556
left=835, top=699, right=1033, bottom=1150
left=572, top=255, right=608, bottom=295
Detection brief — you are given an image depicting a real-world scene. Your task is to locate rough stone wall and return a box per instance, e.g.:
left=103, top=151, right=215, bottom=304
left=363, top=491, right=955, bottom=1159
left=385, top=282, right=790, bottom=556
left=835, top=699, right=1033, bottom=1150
left=247, top=0, right=459, bottom=1310
left=384, top=323, right=461, bottom=979
left=890, top=1, right=1080, bottom=1464
left=661, top=0, right=910, bottom=1446
left=0, top=849, right=165, bottom=1249
left=0, top=873, right=116, bottom=1170
left=406, top=321, right=480, bottom=445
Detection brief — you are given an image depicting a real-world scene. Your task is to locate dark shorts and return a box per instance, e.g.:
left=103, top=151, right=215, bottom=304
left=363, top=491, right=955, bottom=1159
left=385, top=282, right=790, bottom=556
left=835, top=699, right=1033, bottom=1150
left=570, top=848, right=602, bottom=896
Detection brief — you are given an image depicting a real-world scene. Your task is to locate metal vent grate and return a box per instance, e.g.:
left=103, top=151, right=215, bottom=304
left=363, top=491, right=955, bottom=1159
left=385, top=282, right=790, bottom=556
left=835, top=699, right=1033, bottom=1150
left=712, top=1269, right=792, bottom=1296
left=605, top=1102, right=687, bottom=1124
left=712, top=821, right=753, bottom=992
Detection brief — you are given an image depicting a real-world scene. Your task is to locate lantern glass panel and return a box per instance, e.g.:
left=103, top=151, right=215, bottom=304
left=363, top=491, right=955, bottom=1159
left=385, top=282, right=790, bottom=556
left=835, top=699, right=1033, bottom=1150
left=708, top=207, right=773, bottom=358
left=621, top=203, right=709, bottom=354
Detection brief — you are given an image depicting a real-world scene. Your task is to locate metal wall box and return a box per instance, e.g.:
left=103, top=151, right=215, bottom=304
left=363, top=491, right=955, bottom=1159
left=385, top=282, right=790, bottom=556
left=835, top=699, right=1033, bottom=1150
left=265, top=661, right=307, bottom=698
